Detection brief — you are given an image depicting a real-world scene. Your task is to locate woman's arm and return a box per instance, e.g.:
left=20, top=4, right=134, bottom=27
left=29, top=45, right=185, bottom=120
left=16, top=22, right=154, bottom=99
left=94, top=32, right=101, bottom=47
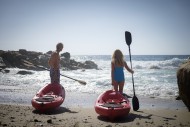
left=111, top=62, right=116, bottom=85
left=124, top=61, right=134, bottom=74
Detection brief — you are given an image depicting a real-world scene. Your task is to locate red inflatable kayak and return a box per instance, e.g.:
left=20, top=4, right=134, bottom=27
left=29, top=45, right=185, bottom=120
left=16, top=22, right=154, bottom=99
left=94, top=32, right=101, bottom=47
left=31, top=83, right=65, bottom=111
left=95, top=90, right=131, bottom=120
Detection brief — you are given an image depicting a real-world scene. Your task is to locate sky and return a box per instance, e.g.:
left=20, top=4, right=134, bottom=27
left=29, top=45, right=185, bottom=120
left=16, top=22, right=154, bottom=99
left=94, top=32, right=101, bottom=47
left=0, top=0, right=190, bottom=55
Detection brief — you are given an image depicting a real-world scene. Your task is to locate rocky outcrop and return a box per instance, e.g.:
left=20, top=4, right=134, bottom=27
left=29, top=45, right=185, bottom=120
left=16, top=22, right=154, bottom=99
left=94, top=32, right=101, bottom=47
left=1, top=50, right=42, bottom=70
left=0, top=57, right=6, bottom=69
left=0, top=50, right=98, bottom=71
left=17, top=70, right=33, bottom=75
left=177, top=60, right=190, bottom=111
left=61, top=52, right=70, bottom=60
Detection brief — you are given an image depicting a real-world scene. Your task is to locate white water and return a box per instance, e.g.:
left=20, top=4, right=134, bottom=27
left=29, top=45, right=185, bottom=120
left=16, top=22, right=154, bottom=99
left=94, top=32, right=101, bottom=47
left=0, top=55, right=189, bottom=105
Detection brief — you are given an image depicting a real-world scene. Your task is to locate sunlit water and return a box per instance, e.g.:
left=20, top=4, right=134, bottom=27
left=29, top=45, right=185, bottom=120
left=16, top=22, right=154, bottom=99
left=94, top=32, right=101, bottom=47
left=0, top=55, right=189, bottom=107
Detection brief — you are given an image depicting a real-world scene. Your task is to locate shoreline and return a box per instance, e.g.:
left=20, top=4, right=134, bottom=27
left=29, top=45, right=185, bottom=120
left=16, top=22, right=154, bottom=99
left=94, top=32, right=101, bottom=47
left=0, top=103, right=190, bottom=127
left=1, top=89, right=190, bottom=127
left=0, top=90, right=187, bottom=109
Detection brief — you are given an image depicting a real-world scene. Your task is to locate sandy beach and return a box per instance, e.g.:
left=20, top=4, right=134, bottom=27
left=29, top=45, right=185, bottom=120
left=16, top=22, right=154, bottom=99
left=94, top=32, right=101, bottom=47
left=0, top=103, right=190, bottom=127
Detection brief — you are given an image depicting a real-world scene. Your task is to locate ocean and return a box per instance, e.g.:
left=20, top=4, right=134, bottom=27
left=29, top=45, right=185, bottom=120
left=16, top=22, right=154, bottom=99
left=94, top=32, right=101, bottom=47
left=0, top=55, right=189, bottom=106
left=70, top=55, right=189, bottom=98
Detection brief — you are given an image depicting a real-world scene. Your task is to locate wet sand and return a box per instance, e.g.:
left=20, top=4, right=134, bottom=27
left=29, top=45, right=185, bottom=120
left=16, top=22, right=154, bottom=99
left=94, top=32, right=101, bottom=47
left=0, top=104, right=190, bottom=127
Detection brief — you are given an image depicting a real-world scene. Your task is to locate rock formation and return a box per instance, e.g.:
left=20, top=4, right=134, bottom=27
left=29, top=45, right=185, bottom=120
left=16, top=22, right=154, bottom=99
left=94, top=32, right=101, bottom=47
left=17, top=70, right=33, bottom=75
left=0, top=50, right=98, bottom=71
left=177, top=60, right=190, bottom=111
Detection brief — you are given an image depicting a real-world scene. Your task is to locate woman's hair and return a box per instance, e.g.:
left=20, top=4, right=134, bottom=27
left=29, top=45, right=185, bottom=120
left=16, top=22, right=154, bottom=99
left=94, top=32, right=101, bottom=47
left=56, top=42, right=64, bottom=51
left=112, top=49, right=124, bottom=66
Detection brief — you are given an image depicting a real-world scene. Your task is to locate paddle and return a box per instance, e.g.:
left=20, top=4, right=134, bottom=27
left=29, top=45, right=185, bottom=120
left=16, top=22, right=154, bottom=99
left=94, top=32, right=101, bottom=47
left=35, top=65, right=87, bottom=86
left=22, top=60, right=86, bottom=85
left=125, top=31, right=139, bottom=111
left=22, top=60, right=87, bottom=85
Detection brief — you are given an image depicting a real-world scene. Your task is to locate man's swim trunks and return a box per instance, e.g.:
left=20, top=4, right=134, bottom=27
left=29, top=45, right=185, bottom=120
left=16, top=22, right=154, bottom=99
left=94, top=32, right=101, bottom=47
left=50, top=68, right=60, bottom=84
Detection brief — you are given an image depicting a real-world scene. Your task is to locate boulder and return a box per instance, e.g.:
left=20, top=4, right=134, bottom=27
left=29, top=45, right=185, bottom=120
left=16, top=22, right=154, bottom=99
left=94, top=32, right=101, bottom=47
left=177, top=60, right=190, bottom=111
left=61, top=52, right=70, bottom=59
left=46, top=51, right=52, bottom=55
left=83, top=61, right=98, bottom=69
left=17, top=70, right=33, bottom=75
left=4, top=69, right=10, bottom=73
left=19, top=49, right=28, bottom=55
left=0, top=57, right=6, bottom=69
left=1, top=51, right=24, bottom=67
left=0, top=50, right=98, bottom=71
left=0, top=50, right=4, bottom=56
left=0, top=68, right=10, bottom=73
left=38, top=54, right=49, bottom=67
left=60, top=59, right=80, bottom=70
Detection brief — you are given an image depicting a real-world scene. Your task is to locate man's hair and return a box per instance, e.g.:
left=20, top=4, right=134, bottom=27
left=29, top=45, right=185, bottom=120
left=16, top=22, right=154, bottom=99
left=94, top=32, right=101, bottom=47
left=56, top=42, right=63, bottom=51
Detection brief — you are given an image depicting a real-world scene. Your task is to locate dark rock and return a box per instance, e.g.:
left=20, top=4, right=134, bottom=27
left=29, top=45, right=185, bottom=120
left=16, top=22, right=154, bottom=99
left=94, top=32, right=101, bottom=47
left=0, top=51, right=43, bottom=70
left=0, top=50, right=98, bottom=71
left=83, top=60, right=98, bottom=69
left=0, top=57, right=6, bottom=69
left=60, top=59, right=80, bottom=70
left=176, top=96, right=181, bottom=100
left=38, top=54, right=49, bottom=67
left=46, top=51, right=52, bottom=55
left=34, top=119, right=39, bottom=122
left=47, top=119, right=52, bottom=124
left=149, top=65, right=160, bottom=69
left=4, top=69, right=10, bottom=73
left=0, top=50, right=4, bottom=56
left=1, top=51, right=28, bottom=67
left=19, top=49, right=28, bottom=55
left=0, top=69, right=10, bottom=73
left=61, top=52, right=70, bottom=59
left=17, top=70, right=33, bottom=75
left=177, top=60, right=190, bottom=111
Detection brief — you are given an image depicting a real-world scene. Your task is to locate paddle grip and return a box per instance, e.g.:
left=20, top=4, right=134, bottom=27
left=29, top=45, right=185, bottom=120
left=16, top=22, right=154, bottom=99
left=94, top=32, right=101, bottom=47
left=128, top=46, right=136, bottom=96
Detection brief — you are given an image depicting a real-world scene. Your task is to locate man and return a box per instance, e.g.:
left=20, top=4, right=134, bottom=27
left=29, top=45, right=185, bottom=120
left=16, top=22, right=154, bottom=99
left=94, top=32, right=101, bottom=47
left=48, top=42, right=63, bottom=84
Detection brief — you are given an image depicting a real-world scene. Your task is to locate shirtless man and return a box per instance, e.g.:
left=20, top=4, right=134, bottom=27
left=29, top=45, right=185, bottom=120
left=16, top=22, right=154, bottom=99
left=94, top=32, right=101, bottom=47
left=48, top=42, right=64, bottom=84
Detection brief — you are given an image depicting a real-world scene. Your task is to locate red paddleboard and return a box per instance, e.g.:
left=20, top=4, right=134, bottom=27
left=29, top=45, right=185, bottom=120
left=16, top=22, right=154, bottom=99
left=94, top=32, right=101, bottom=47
left=95, top=90, right=131, bottom=120
left=31, top=83, right=65, bottom=112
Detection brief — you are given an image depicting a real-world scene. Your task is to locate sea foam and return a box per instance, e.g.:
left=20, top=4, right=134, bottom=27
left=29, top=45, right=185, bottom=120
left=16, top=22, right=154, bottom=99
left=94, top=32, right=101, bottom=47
left=0, top=55, right=188, bottom=101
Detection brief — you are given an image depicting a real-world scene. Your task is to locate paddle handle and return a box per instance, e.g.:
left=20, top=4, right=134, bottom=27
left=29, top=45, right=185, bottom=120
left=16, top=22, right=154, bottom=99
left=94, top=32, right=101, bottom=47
left=22, top=60, right=86, bottom=85
left=60, top=73, right=86, bottom=85
left=128, top=45, right=136, bottom=96
left=36, top=65, right=86, bottom=85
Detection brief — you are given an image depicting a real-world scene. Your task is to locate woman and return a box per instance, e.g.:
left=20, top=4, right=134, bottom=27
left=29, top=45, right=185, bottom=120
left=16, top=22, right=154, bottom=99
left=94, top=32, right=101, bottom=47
left=111, top=49, right=134, bottom=93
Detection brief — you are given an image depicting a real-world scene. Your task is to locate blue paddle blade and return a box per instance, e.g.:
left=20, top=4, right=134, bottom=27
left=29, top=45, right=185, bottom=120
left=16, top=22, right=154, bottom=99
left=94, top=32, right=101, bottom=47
left=125, top=31, right=132, bottom=46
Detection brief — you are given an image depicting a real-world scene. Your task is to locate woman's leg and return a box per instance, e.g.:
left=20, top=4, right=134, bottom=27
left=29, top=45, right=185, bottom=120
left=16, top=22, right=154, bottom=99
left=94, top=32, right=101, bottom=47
left=113, top=83, right=119, bottom=92
left=118, top=81, right=125, bottom=93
